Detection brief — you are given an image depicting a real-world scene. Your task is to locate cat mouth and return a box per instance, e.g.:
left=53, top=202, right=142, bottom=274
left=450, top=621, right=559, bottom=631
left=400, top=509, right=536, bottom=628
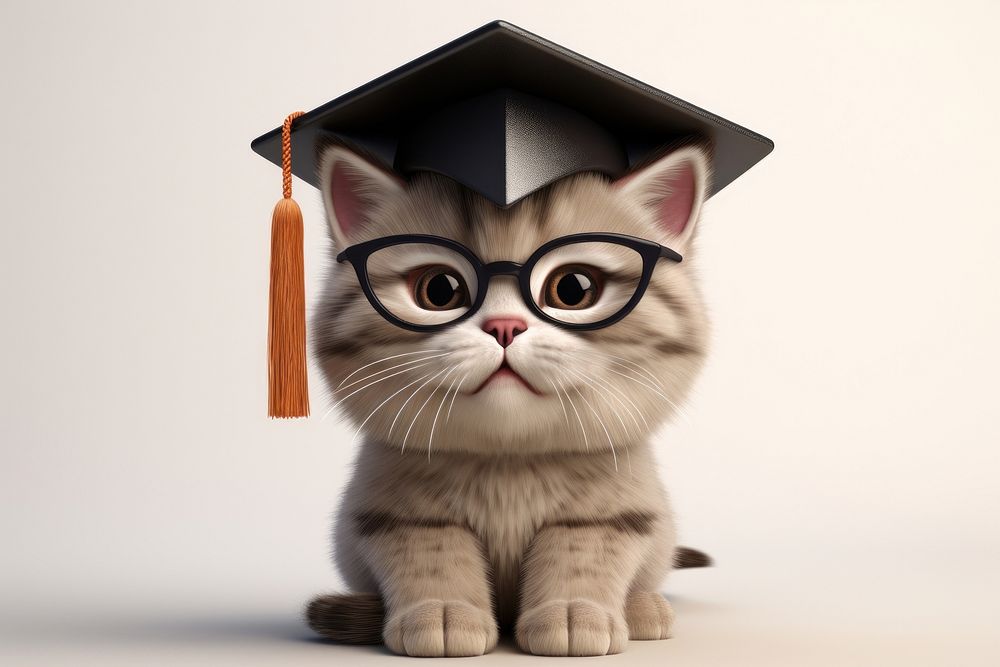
left=471, top=359, right=541, bottom=395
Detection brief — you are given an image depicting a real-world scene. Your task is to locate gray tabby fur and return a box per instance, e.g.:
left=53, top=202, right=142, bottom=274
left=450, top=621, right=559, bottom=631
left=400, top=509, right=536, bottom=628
left=306, top=138, right=713, bottom=656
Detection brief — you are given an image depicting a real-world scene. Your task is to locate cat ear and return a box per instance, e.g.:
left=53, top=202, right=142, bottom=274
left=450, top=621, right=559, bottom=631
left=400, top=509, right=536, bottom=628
left=613, top=144, right=711, bottom=248
left=317, top=142, right=405, bottom=248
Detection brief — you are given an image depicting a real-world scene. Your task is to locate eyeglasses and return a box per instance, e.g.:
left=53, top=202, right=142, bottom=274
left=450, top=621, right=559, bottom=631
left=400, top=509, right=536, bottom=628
left=336, top=232, right=683, bottom=332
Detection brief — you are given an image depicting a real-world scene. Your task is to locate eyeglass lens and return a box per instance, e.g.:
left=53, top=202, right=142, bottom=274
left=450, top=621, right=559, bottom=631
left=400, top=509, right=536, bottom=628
left=363, top=240, right=645, bottom=328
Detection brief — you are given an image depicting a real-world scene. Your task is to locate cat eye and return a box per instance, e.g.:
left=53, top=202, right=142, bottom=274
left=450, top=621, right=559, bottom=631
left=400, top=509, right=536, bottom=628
left=411, top=265, right=470, bottom=310
left=543, top=264, right=601, bottom=310
left=336, top=232, right=682, bottom=332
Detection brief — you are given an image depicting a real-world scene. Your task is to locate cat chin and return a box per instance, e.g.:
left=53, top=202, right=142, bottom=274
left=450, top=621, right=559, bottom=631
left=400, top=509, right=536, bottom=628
left=468, top=370, right=541, bottom=396
left=462, top=380, right=551, bottom=414
left=429, top=393, right=616, bottom=454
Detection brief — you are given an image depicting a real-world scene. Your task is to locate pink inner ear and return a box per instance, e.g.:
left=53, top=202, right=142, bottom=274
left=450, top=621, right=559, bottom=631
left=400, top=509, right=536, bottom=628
left=330, top=162, right=366, bottom=239
left=659, top=162, right=696, bottom=238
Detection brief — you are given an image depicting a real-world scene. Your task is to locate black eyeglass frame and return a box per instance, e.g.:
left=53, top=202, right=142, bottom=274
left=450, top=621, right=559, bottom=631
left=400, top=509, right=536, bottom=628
left=335, top=232, right=683, bottom=333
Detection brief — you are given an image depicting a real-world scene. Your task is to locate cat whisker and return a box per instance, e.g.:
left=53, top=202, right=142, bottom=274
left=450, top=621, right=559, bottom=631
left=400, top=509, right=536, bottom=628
left=446, top=371, right=471, bottom=423
left=558, top=371, right=618, bottom=471
left=562, top=365, right=634, bottom=442
left=350, top=369, right=438, bottom=445
left=529, top=348, right=650, bottom=399
left=561, top=366, right=627, bottom=418
left=336, top=348, right=444, bottom=388
left=555, top=375, right=589, bottom=452
left=336, top=352, right=451, bottom=392
left=573, top=369, right=635, bottom=477
left=534, top=346, right=668, bottom=396
left=610, top=382, right=652, bottom=430
left=604, top=366, right=691, bottom=424
left=562, top=368, right=633, bottom=476
left=543, top=352, right=687, bottom=427
left=426, top=367, right=463, bottom=459
left=402, top=364, right=459, bottom=453
left=524, top=350, right=662, bottom=432
left=389, top=366, right=452, bottom=447
left=322, top=359, right=443, bottom=421
left=596, top=352, right=668, bottom=391
left=548, top=378, right=570, bottom=426
left=608, top=368, right=673, bottom=405
left=573, top=365, right=650, bottom=433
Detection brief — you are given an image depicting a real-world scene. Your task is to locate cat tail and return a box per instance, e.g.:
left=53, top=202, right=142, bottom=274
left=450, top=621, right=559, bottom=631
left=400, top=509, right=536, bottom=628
left=673, top=546, right=713, bottom=569
left=306, top=592, right=384, bottom=644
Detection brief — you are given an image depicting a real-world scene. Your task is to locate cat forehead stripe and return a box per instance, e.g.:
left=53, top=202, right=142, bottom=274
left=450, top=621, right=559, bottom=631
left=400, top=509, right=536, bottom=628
left=251, top=20, right=773, bottom=207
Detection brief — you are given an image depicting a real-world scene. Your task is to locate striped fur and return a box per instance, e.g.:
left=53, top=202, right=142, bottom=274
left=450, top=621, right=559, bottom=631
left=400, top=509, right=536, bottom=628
left=308, top=140, right=714, bottom=656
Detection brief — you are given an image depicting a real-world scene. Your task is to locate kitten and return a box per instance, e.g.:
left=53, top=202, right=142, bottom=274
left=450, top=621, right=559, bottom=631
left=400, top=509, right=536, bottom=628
left=305, top=136, right=713, bottom=657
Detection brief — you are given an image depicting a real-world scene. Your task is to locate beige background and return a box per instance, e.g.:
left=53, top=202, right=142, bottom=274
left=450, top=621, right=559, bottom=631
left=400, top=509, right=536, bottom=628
left=2, top=0, right=999, bottom=664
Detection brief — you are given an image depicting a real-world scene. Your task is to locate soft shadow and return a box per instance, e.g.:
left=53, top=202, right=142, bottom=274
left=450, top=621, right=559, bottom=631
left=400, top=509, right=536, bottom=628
left=666, top=593, right=731, bottom=614
left=5, top=613, right=316, bottom=646
left=5, top=600, right=721, bottom=653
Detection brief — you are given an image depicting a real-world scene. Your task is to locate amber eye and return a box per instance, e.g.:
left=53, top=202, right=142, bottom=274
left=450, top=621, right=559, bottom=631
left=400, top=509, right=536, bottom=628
left=411, top=265, right=471, bottom=311
left=543, top=264, right=602, bottom=310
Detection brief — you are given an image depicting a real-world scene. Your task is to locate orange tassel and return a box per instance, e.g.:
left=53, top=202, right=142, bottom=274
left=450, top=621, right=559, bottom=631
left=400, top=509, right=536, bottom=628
left=268, top=112, right=309, bottom=418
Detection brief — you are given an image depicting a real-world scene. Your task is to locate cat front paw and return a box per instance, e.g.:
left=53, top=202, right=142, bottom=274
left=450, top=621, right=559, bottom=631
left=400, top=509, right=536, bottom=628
left=516, top=598, right=628, bottom=656
left=625, top=590, right=675, bottom=640
left=383, top=599, right=498, bottom=657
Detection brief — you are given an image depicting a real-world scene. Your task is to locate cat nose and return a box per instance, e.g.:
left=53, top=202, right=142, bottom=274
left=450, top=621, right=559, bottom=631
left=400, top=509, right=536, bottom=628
left=481, top=317, right=528, bottom=348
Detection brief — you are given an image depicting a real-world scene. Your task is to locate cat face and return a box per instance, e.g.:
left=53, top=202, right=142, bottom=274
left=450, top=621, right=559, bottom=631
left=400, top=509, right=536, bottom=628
left=313, top=139, right=712, bottom=457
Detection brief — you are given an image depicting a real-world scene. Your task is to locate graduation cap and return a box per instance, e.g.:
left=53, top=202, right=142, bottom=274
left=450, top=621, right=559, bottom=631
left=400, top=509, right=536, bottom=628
left=254, top=20, right=773, bottom=418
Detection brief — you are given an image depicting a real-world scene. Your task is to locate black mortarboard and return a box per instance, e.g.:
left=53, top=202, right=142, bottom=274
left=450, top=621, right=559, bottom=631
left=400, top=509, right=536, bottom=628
left=252, top=20, right=772, bottom=208
left=254, top=20, right=773, bottom=418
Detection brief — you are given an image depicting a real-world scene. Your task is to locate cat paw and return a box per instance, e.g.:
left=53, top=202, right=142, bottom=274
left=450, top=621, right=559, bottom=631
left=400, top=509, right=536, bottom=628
left=516, top=598, right=628, bottom=656
left=383, top=599, right=498, bottom=657
left=625, top=590, right=675, bottom=640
